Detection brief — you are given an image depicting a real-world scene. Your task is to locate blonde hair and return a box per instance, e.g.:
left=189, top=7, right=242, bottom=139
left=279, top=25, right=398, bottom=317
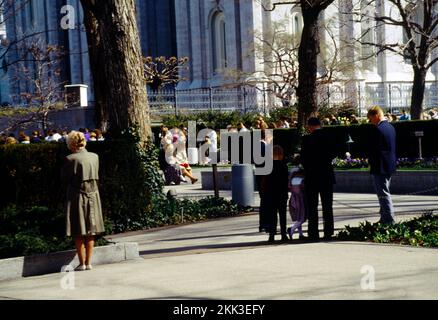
left=67, top=131, right=87, bottom=151
left=5, top=137, right=17, bottom=145
left=367, top=106, right=384, bottom=117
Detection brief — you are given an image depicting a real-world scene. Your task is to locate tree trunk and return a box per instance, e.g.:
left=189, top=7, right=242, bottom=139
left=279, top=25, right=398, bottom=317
left=81, top=5, right=109, bottom=132
left=411, top=67, right=426, bottom=120
left=297, top=8, right=321, bottom=129
left=80, top=0, right=151, bottom=144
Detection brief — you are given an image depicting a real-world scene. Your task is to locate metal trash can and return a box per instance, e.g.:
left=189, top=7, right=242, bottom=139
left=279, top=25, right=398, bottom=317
left=232, top=164, right=254, bottom=207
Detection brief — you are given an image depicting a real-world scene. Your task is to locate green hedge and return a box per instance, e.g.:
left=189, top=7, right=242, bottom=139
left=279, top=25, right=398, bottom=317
left=273, top=120, right=438, bottom=159
left=0, top=134, right=164, bottom=234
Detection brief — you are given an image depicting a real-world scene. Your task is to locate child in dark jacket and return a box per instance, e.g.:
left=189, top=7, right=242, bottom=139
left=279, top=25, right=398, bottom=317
left=265, top=145, right=289, bottom=243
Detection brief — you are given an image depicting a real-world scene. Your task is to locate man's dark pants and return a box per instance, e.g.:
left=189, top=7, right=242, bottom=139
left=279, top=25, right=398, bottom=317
left=256, top=176, right=269, bottom=231
left=268, top=199, right=287, bottom=236
left=305, top=181, right=334, bottom=240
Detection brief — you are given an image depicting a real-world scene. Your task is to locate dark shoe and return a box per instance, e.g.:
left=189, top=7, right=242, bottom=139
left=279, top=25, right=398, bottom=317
left=268, top=235, right=275, bottom=243
left=323, top=235, right=334, bottom=241
left=281, top=235, right=289, bottom=242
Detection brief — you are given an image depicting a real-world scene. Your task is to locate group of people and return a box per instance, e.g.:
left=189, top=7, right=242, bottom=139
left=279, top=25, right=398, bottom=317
left=158, top=125, right=199, bottom=185
left=225, top=116, right=294, bottom=133
left=57, top=105, right=398, bottom=271
left=258, top=106, right=397, bottom=243
left=0, top=128, right=105, bottom=146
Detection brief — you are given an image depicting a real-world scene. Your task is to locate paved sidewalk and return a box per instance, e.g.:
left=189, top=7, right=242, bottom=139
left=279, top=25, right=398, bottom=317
left=0, top=192, right=437, bottom=300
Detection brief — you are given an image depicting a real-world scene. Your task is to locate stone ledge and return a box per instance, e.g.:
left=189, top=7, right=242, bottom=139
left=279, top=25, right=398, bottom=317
left=202, top=170, right=438, bottom=195
left=0, top=242, right=140, bottom=282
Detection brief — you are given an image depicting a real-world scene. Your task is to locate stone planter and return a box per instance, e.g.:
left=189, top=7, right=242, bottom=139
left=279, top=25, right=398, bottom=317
left=202, top=170, right=438, bottom=195
left=0, top=242, right=139, bottom=282
left=334, top=170, right=438, bottom=195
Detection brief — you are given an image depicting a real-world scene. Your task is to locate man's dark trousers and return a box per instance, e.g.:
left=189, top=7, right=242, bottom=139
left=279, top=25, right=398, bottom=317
left=268, top=199, right=287, bottom=236
left=305, top=180, right=334, bottom=240
left=256, top=176, right=269, bottom=231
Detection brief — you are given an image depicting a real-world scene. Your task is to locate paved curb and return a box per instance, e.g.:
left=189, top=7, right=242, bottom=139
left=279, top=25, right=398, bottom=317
left=0, top=242, right=140, bottom=282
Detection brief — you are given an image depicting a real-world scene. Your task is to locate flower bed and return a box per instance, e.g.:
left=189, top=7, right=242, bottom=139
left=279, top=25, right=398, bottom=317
left=333, top=157, right=438, bottom=170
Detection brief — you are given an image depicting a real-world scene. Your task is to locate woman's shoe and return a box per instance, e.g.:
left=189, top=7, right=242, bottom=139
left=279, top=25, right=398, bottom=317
left=191, top=178, right=199, bottom=184
left=75, top=265, right=86, bottom=272
left=86, top=265, right=93, bottom=271
left=287, top=228, right=293, bottom=240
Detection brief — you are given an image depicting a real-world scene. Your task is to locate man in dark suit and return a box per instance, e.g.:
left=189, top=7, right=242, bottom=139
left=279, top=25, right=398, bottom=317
left=301, top=118, right=337, bottom=241
left=367, top=106, right=397, bottom=224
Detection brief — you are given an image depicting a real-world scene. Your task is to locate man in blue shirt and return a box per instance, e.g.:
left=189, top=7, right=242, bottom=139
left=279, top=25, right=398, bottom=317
left=367, top=106, right=397, bottom=224
left=399, top=110, right=411, bottom=121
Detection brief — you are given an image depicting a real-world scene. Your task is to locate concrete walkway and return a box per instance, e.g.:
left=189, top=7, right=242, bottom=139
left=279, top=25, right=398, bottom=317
left=0, top=192, right=437, bottom=300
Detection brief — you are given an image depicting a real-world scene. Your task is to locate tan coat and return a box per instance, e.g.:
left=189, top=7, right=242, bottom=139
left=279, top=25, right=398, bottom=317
left=62, top=149, right=105, bottom=237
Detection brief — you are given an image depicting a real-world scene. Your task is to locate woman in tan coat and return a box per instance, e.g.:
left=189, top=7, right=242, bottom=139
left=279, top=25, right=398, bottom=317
left=62, top=131, right=105, bottom=271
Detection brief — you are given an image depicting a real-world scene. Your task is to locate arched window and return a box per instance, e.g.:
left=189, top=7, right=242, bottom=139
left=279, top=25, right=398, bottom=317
left=294, top=14, right=302, bottom=34
left=211, top=11, right=227, bottom=73
left=290, top=11, right=303, bottom=37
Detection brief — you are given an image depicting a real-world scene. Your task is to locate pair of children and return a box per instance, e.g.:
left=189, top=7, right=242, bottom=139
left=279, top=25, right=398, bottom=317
left=264, top=146, right=306, bottom=243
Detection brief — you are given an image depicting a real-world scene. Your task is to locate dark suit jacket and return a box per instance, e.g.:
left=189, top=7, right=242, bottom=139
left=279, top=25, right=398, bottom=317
left=300, top=129, right=337, bottom=185
left=265, top=160, right=289, bottom=202
left=368, top=120, right=397, bottom=175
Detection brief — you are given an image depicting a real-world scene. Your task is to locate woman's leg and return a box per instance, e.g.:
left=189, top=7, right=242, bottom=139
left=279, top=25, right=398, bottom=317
left=279, top=201, right=287, bottom=237
left=75, top=237, right=86, bottom=266
left=182, top=168, right=198, bottom=183
left=85, top=236, right=95, bottom=266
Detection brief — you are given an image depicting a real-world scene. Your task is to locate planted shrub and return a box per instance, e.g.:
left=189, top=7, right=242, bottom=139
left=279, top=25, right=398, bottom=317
left=337, top=214, right=438, bottom=247
left=149, top=196, right=250, bottom=228
left=0, top=206, right=108, bottom=259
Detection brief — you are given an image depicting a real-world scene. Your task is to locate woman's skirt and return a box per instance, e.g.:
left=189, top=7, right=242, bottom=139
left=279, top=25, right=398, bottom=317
left=66, top=180, right=105, bottom=237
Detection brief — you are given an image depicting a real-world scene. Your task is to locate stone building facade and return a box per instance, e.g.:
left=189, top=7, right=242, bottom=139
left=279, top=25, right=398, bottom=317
left=4, top=0, right=177, bottom=105
left=4, top=0, right=438, bottom=113
left=175, top=0, right=438, bottom=111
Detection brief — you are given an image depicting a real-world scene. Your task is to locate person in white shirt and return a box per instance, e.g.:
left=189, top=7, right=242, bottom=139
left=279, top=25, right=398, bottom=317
left=46, top=130, right=62, bottom=142
left=237, top=123, right=249, bottom=132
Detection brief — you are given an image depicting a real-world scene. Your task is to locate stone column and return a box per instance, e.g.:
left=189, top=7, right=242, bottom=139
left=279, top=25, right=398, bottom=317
left=175, top=0, right=192, bottom=89
left=189, top=0, right=208, bottom=89
left=239, top=0, right=256, bottom=75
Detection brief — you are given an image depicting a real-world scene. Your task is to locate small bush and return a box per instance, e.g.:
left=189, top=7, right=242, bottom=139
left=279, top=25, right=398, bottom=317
left=149, top=196, right=250, bottom=227
left=0, top=206, right=108, bottom=259
left=337, top=214, right=438, bottom=248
